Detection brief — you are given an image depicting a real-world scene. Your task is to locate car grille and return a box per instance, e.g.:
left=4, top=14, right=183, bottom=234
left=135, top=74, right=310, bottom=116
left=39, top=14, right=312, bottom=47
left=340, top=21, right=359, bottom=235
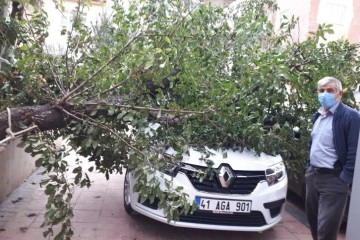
left=179, top=210, right=267, bottom=227
left=180, top=164, right=266, bottom=194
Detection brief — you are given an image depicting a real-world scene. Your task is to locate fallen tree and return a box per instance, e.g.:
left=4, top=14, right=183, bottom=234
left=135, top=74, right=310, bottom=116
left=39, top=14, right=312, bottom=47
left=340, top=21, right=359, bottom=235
left=1, top=0, right=360, bottom=239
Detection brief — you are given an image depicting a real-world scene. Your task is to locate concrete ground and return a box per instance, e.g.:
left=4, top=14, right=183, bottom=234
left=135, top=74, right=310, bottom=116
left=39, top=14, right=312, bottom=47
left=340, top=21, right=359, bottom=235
left=0, top=153, right=346, bottom=240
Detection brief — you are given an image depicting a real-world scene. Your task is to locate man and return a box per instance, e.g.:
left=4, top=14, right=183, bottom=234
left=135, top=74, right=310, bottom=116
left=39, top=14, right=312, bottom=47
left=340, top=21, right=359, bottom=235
left=305, top=76, right=360, bottom=240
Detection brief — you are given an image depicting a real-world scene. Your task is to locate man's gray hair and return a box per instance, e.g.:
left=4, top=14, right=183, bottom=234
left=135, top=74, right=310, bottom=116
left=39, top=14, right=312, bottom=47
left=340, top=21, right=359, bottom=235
left=317, top=76, right=342, bottom=91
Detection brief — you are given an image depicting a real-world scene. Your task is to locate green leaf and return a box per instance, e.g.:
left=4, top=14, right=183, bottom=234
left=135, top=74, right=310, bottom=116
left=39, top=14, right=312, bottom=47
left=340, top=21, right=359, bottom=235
left=144, top=59, right=153, bottom=70
left=108, top=107, right=115, bottom=116
left=164, top=36, right=171, bottom=44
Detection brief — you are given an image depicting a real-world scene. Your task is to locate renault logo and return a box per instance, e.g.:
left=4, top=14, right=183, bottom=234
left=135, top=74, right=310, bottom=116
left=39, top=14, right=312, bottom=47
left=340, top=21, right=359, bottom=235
left=218, top=165, right=234, bottom=188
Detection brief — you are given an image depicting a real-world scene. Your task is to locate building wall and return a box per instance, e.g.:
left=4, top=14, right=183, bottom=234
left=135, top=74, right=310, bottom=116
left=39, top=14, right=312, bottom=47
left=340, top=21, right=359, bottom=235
left=43, top=0, right=234, bottom=52
left=274, top=0, right=312, bottom=42
left=317, top=0, right=354, bottom=41
left=0, top=139, right=37, bottom=203
left=43, top=0, right=360, bottom=49
left=275, top=0, right=359, bottom=43
left=348, top=0, right=360, bottom=43
left=44, top=0, right=112, bottom=54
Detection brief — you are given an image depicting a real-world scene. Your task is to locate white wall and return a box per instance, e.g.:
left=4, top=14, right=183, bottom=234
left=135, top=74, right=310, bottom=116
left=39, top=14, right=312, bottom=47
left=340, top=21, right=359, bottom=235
left=44, top=0, right=113, bottom=54
left=275, top=0, right=312, bottom=42
left=0, top=139, right=37, bottom=203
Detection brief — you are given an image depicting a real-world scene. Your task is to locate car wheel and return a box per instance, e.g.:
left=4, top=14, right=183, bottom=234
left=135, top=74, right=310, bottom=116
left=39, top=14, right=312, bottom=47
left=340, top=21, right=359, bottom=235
left=123, top=169, right=137, bottom=215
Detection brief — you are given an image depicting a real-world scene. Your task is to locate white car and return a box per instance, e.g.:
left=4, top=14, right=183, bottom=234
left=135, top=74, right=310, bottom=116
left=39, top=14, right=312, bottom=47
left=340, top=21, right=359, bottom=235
left=123, top=147, right=287, bottom=232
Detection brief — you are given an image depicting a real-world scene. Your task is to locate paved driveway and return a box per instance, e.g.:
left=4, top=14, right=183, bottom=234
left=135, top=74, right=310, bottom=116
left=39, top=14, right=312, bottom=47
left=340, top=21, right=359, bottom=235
left=0, top=154, right=345, bottom=240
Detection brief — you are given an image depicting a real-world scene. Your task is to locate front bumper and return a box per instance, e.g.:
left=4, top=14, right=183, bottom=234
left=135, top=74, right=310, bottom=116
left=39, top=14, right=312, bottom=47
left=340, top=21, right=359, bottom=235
left=127, top=170, right=288, bottom=232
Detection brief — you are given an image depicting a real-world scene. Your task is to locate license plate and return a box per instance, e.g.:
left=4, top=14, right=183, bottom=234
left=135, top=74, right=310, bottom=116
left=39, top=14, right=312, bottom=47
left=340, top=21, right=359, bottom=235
left=195, top=197, right=252, bottom=214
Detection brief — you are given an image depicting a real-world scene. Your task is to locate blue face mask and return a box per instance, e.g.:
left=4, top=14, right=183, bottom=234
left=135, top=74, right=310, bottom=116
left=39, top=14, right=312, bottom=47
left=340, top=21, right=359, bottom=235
left=318, top=92, right=337, bottom=109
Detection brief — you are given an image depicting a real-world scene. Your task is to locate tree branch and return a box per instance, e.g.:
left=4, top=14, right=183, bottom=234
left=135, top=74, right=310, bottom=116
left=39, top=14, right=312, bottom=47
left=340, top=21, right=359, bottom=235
left=0, top=96, right=208, bottom=142
left=60, top=30, right=143, bottom=103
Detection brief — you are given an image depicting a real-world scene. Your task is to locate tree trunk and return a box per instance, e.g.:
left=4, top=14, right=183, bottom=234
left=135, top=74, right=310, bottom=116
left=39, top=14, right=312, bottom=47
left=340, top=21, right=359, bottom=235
left=0, top=104, right=67, bottom=141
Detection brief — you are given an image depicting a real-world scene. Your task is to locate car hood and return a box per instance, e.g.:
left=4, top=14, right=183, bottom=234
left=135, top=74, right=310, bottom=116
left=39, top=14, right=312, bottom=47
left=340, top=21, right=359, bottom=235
left=166, top=147, right=283, bottom=171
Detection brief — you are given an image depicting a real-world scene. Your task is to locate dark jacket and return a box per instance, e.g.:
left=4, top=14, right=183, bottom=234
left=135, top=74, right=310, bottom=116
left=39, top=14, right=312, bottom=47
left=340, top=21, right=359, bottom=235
left=309, top=102, right=360, bottom=184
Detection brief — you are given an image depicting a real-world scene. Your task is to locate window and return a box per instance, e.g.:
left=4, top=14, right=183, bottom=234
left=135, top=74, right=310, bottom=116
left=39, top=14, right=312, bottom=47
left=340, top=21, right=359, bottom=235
left=317, top=0, right=349, bottom=26
left=324, top=3, right=346, bottom=25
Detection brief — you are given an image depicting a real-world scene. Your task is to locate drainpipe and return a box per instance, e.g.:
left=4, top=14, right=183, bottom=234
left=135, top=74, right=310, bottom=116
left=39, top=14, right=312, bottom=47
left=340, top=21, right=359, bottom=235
left=346, top=131, right=360, bottom=240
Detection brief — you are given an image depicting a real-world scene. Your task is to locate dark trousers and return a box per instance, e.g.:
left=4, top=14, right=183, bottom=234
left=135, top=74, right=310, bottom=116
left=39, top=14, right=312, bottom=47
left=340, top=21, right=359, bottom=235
left=305, top=166, right=350, bottom=240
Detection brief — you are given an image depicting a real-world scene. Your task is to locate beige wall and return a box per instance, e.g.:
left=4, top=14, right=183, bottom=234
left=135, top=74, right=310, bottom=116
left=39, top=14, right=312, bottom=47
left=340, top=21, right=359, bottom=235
left=0, top=139, right=37, bottom=203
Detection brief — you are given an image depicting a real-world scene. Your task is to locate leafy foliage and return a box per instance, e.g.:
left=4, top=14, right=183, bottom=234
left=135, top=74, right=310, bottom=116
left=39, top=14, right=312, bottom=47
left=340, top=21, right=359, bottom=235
left=1, top=0, right=360, bottom=238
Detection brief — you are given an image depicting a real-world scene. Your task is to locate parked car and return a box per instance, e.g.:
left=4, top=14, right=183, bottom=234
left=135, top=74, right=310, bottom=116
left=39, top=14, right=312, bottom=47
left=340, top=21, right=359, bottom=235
left=123, top=146, right=288, bottom=232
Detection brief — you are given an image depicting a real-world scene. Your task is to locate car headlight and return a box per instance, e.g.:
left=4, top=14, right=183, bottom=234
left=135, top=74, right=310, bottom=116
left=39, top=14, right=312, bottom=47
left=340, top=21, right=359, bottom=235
left=265, top=162, right=285, bottom=186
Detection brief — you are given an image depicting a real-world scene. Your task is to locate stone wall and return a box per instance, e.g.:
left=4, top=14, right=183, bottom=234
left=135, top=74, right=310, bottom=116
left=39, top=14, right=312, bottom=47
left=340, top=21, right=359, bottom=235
left=0, top=139, right=37, bottom=203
